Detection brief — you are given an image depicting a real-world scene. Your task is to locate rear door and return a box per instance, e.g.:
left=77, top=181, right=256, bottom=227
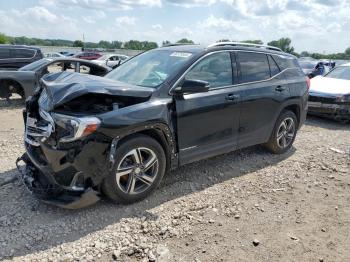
left=235, top=51, right=288, bottom=148
left=174, top=51, right=242, bottom=165
left=11, top=48, right=36, bottom=68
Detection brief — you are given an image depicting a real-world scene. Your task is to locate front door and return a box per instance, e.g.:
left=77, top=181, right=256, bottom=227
left=174, top=51, right=242, bottom=165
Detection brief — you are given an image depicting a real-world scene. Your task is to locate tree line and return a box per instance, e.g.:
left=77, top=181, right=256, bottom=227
left=0, top=32, right=349, bottom=60
left=216, top=38, right=350, bottom=60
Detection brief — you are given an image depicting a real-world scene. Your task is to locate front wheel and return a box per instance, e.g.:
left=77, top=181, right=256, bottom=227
left=102, top=135, right=166, bottom=204
left=264, top=110, right=298, bottom=154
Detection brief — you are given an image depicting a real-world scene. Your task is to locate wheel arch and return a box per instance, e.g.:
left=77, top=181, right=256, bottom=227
left=283, top=104, right=300, bottom=125
left=113, top=123, right=178, bottom=173
left=0, top=78, right=25, bottom=98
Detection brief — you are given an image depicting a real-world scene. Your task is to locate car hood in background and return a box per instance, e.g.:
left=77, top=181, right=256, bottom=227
left=310, top=75, right=350, bottom=96
left=40, top=71, right=154, bottom=111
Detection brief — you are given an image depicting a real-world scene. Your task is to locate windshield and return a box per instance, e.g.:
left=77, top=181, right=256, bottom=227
left=105, top=49, right=193, bottom=88
left=299, top=61, right=315, bottom=69
left=19, top=58, right=51, bottom=71
left=325, top=66, right=350, bottom=80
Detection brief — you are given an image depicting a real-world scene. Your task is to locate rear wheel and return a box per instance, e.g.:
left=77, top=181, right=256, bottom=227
left=264, top=110, right=297, bottom=154
left=102, top=135, right=166, bottom=204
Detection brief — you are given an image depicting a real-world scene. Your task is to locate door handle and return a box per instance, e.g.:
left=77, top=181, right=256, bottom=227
left=275, top=85, right=286, bottom=92
left=225, top=94, right=240, bottom=101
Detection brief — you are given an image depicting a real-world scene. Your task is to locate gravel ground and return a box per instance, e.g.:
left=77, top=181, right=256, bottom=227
left=0, top=100, right=349, bottom=262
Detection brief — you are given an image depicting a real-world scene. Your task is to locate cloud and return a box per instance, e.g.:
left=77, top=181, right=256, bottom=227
left=152, top=24, right=163, bottom=29
left=165, top=0, right=217, bottom=7
left=2, top=0, right=350, bottom=53
left=115, top=16, right=137, bottom=26
left=0, top=6, right=80, bottom=39
left=43, top=0, right=162, bottom=10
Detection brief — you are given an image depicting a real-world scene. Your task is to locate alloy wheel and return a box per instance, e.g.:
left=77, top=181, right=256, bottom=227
left=116, top=147, right=159, bottom=195
left=276, top=117, right=295, bottom=149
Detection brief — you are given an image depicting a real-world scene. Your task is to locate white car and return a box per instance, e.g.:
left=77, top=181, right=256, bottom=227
left=44, top=52, right=65, bottom=58
left=308, top=63, right=350, bottom=122
left=92, top=54, right=129, bottom=68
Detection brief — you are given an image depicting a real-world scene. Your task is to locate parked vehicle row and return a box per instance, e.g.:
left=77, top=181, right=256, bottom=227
left=92, top=53, right=129, bottom=68
left=0, top=45, right=43, bottom=70
left=309, top=63, right=350, bottom=122
left=16, top=42, right=308, bottom=208
left=298, top=58, right=335, bottom=78
left=0, top=58, right=111, bottom=100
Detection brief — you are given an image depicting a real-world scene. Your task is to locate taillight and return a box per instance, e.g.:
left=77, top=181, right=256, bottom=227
left=306, top=77, right=311, bottom=90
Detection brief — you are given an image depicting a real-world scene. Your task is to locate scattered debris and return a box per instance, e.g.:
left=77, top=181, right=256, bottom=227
left=252, top=239, right=260, bottom=246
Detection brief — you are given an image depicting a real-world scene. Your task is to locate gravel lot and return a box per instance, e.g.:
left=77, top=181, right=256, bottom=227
left=0, top=99, right=349, bottom=262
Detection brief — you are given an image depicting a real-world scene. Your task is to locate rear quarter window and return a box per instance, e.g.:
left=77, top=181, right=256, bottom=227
left=272, top=54, right=299, bottom=70
left=13, top=48, right=35, bottom=58
left=238, top=52, right=270, bottom=83
left=0, top=48, right=10, bottom=59
left=268, top=55, right=280, bottom=77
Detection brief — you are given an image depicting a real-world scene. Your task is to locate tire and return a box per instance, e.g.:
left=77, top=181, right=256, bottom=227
left=264, top=110, right=298, bottom=154
left=102, top=134, right=166, bottom=204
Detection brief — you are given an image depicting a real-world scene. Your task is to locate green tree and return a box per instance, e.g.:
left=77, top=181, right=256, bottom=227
left=217, top=39, right=230, bottom=42
left=176, top=38, right=194, bottom=44
left=267, top=38, right=294, bottom=54
left=162, top=40, right=171, bottom=46
left=300, top=51, right=311, bottom=57
left=73, top=40, right=84, bottom=47
left=98, top=40, right=112, bottom=49
left=242, top=40, right=263, bottom=45
left=124, top=40, right=142, bottom=50
left=112, top=41, right=123, bottom=49
left=345, top=47, right=350, bottom=56
left=0, top=33, right=8, bottom=44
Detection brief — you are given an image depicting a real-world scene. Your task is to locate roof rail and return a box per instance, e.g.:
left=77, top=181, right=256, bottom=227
left=208, top=42, right=282, bottom=52
left=161, top=43, right=198, bottom=47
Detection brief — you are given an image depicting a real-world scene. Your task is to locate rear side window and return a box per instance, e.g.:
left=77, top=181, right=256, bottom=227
left=238, top=52, right=270, bottom=83
left=272, top=54, right=299, bottom=70
left=0, top=48, right=10, bottom=59
left=13, top=48, right=35, bottom=58
left=268, top=55, right=280, bottom=77
left=185, top=52, right=233, bottom=88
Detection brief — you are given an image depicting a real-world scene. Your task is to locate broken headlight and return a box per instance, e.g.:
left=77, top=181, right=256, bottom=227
left=52, top=113, right=101, bottom=143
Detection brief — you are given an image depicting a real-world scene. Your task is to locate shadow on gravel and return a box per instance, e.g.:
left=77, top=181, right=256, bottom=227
left=0, top=144, right=296, bottom=259
left=305, top=115, right=349, bottom=130
left=0, top=98, right=24, bottom=111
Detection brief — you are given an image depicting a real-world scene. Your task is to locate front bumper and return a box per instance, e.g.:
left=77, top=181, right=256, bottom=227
left=16, top=138, right=110, bottom=209
left=16, top=153, right=101, bottom=209
left=308, top=101, right=350, bottom=121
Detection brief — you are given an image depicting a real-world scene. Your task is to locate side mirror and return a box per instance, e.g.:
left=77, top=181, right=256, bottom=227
left=174, top=79, right=210, bottom=94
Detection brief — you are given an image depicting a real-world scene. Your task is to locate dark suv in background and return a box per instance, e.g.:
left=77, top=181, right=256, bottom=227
left=0, top=45, right=43, bottom=70
left=18, top=42, right=309, bottom=208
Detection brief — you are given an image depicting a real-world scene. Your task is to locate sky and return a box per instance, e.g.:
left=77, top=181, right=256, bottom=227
left=0, top=0, right=348, bottom=54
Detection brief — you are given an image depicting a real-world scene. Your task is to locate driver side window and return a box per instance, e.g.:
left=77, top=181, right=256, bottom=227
left=185, top=52, right=233, bottom=88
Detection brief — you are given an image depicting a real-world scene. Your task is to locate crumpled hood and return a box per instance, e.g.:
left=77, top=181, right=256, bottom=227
left=310, top=75, right=350, bottom=96
left=40, top=71, right=154, bottom=110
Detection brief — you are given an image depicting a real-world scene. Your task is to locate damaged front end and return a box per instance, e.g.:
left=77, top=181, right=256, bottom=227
left=308, top=92, right=350, bottom=122
left=17, top=72, right=153, bottom=208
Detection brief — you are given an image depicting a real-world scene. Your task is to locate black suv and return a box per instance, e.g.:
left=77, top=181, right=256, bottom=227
left=0, top=45, right=43, bottom=70
left=17, top=42, right=309, bottom=208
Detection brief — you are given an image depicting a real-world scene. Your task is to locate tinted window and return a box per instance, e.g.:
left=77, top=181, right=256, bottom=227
left=0, top=48, right=10, bottom=59
left=13, top=48, right=35, bottom=58
left=238, top=52, right=270, bottom=83
left=272, top=54, right=299, bottom=70
left=268, top=55, right=280, bottom=77
left=185, top=52, right=233, bottom=88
